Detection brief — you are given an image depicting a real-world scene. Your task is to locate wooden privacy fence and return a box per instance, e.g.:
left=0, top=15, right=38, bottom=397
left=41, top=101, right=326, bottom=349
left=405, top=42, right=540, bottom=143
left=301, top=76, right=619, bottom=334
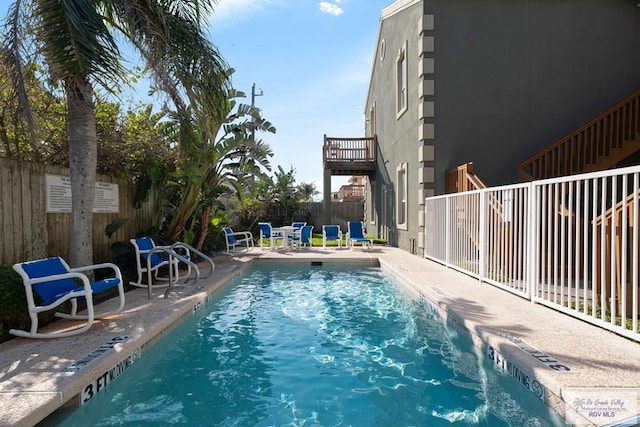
left=270, top=201, right=364, bottom=232
left=0, top=158, right=156, bottom=265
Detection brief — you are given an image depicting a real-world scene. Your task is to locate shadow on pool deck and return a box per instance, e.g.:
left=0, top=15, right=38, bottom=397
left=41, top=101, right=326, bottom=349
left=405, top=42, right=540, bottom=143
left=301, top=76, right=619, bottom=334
left=1, top=246, right=639, bottom=426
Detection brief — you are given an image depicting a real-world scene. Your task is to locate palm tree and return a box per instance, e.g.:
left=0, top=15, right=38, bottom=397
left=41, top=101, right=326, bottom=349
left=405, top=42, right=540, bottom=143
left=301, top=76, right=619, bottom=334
left=271, top=166, right=301, bottom=224
left=297, top=182, right=319, bottom=202
left=5, top=0, right=228, bottom=267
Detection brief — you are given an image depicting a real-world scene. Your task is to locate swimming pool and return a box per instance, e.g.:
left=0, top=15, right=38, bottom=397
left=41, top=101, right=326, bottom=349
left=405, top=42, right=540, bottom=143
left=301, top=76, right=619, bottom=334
left=55, top=265, right=563, bottom=426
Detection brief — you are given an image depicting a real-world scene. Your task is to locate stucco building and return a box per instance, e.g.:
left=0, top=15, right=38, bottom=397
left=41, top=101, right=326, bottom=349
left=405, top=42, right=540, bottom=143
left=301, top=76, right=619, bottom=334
left=353, top=0, right=640, bottom=253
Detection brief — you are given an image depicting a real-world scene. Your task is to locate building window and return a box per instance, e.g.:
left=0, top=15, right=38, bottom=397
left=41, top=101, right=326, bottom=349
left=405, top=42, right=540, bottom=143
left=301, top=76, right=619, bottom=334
left=397, top=163, right=407, bottom=229
left=368, top=102, right=376, bottom=136
left=396, top=42, right=408, bottom=118
left=368, top=178, right=376, bottom=225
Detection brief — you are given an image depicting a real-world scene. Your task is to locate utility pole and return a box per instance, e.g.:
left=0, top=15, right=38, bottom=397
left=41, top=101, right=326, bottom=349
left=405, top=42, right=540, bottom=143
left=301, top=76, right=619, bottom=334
left=251, top=83, right=263, bottom=142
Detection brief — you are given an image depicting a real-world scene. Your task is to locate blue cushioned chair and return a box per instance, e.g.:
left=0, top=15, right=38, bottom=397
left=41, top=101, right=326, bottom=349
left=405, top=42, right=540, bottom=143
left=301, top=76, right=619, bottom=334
left=223, top=227, right=254, bottom=253
left=322, top=225, right=342, bottom=249
left=130, top=237, right=192, bottom=288
left=258, top=222, right=284, bottom=249
left=290, top=225, right=314, bottom=249
left=291, top=222, right=307, bottom=231
left=287, top=222, right=308, bottom=242
left=11, top=257, right=126, bottom=338
left=347, top=221, right=373, bottom=249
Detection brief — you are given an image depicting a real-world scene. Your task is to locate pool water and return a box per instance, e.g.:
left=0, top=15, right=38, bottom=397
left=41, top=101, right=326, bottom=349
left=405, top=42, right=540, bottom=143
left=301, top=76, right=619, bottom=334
left=57, top=265, right=563, bottom=426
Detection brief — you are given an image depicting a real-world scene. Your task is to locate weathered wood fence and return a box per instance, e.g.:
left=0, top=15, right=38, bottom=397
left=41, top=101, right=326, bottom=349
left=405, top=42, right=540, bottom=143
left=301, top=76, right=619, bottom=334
left=1, top=158, right=365, bottom=266
left=0, top=158, right=155, bottom=265
left=270, top=201, right=364, bottom=232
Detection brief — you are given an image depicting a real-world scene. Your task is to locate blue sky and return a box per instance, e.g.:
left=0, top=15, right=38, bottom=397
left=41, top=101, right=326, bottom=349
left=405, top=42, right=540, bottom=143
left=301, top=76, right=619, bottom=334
left=0, top=0, right=392, bottom=194
left=209, top=0, right=392, bottom=194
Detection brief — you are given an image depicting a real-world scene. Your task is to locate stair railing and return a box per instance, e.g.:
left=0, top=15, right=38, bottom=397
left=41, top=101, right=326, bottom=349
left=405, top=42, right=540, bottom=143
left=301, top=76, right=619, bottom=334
left=519, top=90, right=640, bottom=181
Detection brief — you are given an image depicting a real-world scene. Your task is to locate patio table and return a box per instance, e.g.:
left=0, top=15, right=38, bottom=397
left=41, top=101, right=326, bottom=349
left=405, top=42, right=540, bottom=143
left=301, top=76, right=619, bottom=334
left=271, top=226, right=295, bottom=248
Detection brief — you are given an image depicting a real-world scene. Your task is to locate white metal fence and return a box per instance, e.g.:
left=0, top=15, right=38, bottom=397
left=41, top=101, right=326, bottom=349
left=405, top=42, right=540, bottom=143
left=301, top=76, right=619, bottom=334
left=425, top=165, right=640, bottom=342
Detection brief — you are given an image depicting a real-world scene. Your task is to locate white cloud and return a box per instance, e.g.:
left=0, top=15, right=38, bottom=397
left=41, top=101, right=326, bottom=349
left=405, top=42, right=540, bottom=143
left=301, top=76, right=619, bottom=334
left=212, top=0, right=279, bottom=23
left=318, top=2, right=344, bottom=16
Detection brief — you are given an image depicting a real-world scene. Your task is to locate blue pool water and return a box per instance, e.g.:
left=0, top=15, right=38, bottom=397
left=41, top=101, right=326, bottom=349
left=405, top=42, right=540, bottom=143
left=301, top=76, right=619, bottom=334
left=57, top=265, right=562, bottom=426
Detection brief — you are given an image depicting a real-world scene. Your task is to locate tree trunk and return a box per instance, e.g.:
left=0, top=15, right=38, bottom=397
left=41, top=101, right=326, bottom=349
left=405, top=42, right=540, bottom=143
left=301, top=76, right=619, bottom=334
left=194, top=205, right=212, bottom=251
left=66, top=76, right=97, bottom=268
left=167, top=182, right=200, bottom=241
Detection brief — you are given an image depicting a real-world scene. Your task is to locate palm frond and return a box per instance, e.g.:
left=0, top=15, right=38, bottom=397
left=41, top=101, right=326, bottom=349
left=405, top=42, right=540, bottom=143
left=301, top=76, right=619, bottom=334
left=2, top=0, right=40, bottom=156
left=36, top=0, right=123, bottom=89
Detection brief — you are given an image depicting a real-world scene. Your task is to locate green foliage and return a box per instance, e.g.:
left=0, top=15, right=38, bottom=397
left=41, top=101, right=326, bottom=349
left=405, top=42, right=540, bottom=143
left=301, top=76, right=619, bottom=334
left=271, top=166, right=302, bottom=224
left=234, top=198, right=269, bottom=229
left=297, top=182, right=319, bottom=202
left=109, top=240, right=138, bottom=285
left=105, top=218, right=129, bottom=239
left=0, top=52, right=67, bottom=162
left=0, top=265, right=70, bottom=342
left=163, top=87, right=275, bottom=243
left=0, top=265, right=29, bottom=342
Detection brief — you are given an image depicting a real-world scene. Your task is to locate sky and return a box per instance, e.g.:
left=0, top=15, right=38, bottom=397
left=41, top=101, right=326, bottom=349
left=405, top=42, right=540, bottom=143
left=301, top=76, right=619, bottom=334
left=208, top=0, right=392, bottom=194
left=0, top=0, right=393, bottom=195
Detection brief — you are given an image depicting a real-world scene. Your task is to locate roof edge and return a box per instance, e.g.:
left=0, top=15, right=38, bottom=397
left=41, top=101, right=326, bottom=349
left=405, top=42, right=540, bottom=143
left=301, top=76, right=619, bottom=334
left=381, top=0, right=422, bottom=20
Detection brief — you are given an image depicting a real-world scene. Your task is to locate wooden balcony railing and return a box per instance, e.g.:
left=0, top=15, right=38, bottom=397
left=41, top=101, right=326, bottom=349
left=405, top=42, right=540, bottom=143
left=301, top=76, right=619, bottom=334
left=323, top=135, right=376, bottom=176
left=336, top=184, right=365, bottom=201
left=519, top=90, right=640, bottom=181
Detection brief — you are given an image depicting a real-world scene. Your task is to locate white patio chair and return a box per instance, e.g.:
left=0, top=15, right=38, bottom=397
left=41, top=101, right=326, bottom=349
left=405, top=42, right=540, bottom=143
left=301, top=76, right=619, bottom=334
left=11, top=257, right=126, bottom=338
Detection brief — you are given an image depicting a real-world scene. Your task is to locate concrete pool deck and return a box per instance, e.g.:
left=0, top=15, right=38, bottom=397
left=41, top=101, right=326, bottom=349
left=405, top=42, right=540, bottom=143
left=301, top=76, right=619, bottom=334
left=0, top=246, right=638, bottom=426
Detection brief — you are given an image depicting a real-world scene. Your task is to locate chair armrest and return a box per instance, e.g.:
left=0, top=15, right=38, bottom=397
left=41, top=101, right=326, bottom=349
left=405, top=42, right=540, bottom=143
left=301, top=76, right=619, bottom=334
left=167, top=243, right=192, bottom=257
left=229, top=231, right=253, bottom=239
left=70, top=262, right=123, bottom=280
left=26, top=271, right=90, bottom=286
left=25, top=271, right=94, bottom=312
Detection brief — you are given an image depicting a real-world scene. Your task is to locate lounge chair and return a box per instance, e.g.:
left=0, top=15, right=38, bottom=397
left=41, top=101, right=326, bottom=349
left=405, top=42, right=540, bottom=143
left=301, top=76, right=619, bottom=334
left=258, top=222, right=284, bottom=249
left=322, top=225, right=342, bottom=248
left=346, top=221, right=373, bottom=249
left=223, top=227, right=254, bottom=253
left=290, top=225, right=314, bottom=249
left=11, top=257, right=126, bottom=338
left=130, top=236, right=192, bottom=289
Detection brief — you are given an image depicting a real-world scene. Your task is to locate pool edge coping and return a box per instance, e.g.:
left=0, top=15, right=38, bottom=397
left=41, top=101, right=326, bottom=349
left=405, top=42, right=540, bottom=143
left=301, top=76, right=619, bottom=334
left=2, top=249, right=639, bottom=426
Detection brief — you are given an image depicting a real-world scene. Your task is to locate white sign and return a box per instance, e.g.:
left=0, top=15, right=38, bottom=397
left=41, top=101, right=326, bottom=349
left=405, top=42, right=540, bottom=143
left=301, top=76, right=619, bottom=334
left=46, top=174, right=119, bottom=213
left=563, top=388, right=639, bottom=426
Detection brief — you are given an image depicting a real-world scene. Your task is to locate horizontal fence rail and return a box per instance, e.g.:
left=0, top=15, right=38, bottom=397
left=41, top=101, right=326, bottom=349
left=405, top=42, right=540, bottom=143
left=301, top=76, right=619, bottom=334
left=0, top=158, right=156, bottom=265
left=425, top=165, right=640, bottom=342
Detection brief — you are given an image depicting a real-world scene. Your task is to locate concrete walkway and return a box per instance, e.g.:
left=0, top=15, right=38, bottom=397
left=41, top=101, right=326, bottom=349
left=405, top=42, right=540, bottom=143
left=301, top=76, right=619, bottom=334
left=0, top=246, right=638, bottom=426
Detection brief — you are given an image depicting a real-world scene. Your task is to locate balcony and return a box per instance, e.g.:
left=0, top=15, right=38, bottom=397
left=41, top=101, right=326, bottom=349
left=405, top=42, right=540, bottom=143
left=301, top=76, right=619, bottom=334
left=323, top=135, right=376, bottom=176
left=333, top=184, right=365, bottom=202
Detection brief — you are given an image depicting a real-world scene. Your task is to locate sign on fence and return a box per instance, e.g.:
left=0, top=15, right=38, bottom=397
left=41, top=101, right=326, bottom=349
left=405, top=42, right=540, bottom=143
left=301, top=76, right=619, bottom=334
left=46, top=174, right=119, bottom=213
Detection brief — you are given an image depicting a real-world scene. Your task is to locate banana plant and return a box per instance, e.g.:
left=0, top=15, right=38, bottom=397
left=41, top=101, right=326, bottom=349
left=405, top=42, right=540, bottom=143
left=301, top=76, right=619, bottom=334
left=164, top=90, right=276, bottom=244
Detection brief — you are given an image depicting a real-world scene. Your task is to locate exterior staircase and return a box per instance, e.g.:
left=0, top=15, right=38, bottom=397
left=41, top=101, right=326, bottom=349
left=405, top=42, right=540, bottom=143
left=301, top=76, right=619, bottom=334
left=444, top=162, right=486, bottom=193
left=518, top=90, right=640, bottom=181
left=445, top=94, right=640, bottom=316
